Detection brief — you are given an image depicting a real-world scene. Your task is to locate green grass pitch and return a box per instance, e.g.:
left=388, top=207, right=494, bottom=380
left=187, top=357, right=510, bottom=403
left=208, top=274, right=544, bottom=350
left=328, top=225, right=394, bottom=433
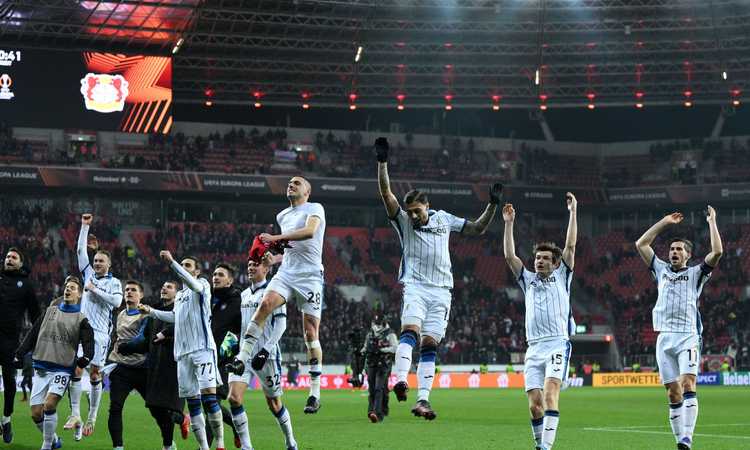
left=4, top=387, right=749, bottom=449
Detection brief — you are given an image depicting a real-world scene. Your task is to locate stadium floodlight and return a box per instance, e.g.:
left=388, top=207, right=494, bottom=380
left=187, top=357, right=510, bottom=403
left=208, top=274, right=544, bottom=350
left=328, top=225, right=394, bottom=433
left=722, top=71, right=728, bottom=80
left=587, top=103, right=595, bottom=110
left=635, top=102, right=644, bottom=109
left=491, top=95, right=501, bottom=111
left=172, top=37, right=184, bottom=55
left=354, top=46, right=363, bottom=63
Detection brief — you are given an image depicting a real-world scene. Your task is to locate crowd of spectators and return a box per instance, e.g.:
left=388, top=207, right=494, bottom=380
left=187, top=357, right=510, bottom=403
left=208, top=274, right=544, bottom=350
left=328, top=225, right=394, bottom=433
left=6, top=122, right=750, bottom=188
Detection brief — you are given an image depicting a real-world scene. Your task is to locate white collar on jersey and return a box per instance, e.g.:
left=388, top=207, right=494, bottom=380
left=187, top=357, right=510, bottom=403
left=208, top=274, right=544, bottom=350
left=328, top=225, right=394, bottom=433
left=250, top=279, right=268, bottom=293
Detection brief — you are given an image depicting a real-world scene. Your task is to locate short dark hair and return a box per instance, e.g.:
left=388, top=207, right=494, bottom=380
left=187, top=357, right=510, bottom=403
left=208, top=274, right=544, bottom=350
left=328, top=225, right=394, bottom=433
left=533, top=241, right=562, bottom=263
left=95, top=249, right=112, bottom=260
left=125, top=280, right=144, bottom=293
left=403, top=189, right=429, bottom=205
left=214, top=262, right=236, bottom=279
left=64, top=275, right=82, bottom=290
left=7, top=247, right=24, bottom=263
left=182, top=255, right=201, bottom=268
left=670, top=238, right=693, bottom=254
left=164, top=279, right=182, bottom=290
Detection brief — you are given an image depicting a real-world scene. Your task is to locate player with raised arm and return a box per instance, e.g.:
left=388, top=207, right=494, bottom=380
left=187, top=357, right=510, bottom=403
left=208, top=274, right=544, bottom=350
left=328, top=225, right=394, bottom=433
left=635, top=207, right=723, bottom=450
left=15, top=276, right=94, bottom=450
left=231, top=176, right=327, bottom=414
left=375, top=137, right=500, bottom=420
left=502, top=193, right=577, bottom=450
left=225, top=256, right=298, bottom=450
left=138, top=251, right=225, bottom=450
left=64, top=214, right=122, bottom=440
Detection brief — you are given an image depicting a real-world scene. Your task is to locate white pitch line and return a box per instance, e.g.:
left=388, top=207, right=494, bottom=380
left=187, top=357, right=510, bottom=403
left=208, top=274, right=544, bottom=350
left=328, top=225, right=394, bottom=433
left=583, top=427, right=750, bottom=440
left=592, top=423, right=750, bottom=429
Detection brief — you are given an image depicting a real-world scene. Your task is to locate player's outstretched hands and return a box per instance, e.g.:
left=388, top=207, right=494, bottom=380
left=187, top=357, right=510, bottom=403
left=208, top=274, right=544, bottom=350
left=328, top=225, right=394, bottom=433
left=251, top=348, right=270, bottom=370
left=502, top=203, right=515, bottom=222
left=159, top=250, right=174, bottom=263
left=566, top=192, right=577, bottom=212
left=374, top=137, right=389, bottom=163
left=137, top=304, right=152, bottom=315
left=663, top=212, right=684, bottom=225
left=707, top=205, right=717, bottom=222
left=489, top=183, right=503, bottom=204
left=225, top=358, right=246, bottom=376
left=81, top=213, right=94, bottom=225
left=259, top=233, right=276, bottom=244
left=76, top=356, right=90, bottom=369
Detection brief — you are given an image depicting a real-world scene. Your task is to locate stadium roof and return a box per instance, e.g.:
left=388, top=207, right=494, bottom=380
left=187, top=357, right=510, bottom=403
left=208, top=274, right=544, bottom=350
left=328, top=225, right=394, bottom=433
left=2, top=0, right=749, bottom=109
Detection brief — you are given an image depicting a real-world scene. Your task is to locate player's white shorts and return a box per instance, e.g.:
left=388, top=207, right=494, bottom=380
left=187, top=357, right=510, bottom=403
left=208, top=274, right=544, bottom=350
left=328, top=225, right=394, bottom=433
left=524, top=338, right=572, bottom=392
left=177, top=349, right=222, bottom=398
left=228, top=352, right=283, bottom=398
left=400, top=282, right=452, bottom=342
left=266, top=269, right=323, bottom=319
left=30, top=369, right=71, bottom=406
left=656, top=332, right=701, bottom=384
left=76, top=331, right=110, bottom=368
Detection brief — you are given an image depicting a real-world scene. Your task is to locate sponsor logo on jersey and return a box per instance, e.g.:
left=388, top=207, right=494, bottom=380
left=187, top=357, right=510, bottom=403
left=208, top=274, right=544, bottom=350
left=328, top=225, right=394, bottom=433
left=662, top=274, right=689, bottom=282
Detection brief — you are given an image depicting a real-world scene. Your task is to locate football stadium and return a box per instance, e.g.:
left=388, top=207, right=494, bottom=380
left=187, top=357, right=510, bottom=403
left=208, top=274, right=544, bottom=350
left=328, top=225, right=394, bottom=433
left=1, top=1, right=749, bottom=449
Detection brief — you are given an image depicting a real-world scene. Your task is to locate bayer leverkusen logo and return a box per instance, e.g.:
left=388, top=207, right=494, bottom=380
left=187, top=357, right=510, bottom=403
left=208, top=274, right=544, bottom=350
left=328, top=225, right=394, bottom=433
left=80, top=73, right=129, bottom=113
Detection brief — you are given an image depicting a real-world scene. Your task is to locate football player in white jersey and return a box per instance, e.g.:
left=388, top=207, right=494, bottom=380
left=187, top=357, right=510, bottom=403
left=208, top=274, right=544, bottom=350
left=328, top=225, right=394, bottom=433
left=64, top=214, right=122, bottom=440
left=635, top=207, right=723, bottom=450
left=503, top=193, right=577, bottom=450
left=226, top=257, right=298, bottom=450
left=233, top=176, right=327, bottom=414
left=138, top=251, right=225, bottom=450
left=375, top=137, right=500, bottom=420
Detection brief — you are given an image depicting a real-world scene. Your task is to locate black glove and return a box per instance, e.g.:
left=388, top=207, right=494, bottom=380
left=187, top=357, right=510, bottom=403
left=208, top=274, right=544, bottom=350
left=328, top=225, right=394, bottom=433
left=374, top=137, right=389, bottom=163
left=489, top=183, right=504, bottom=204
left=251, top=348, right=270, bottom=371
left=118, top=341, right=136, bottom=355
left=76, top=356, right=91, bottom=369
left=225, top=358, right=246, bottom=376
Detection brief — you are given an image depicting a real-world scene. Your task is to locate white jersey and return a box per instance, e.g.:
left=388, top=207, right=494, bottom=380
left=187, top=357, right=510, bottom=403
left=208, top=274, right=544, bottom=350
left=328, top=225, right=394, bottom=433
left=77, top=224, right=122, bottom=334
left=517, top=262, right=574, bottom=344
left=240, top=280, right=286, bottom=356
left=276, top=202, right=326, bottom=275
left=650, top=256, right=712, bottom=334
left=390, top=208, right=466, bottom=288
left=149, top=261, right=215, bottom=359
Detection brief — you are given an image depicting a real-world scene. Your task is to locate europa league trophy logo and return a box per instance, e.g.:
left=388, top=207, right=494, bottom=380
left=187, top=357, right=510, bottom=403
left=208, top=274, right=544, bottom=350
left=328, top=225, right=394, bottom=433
left=0, top=73, right=13, bottom=100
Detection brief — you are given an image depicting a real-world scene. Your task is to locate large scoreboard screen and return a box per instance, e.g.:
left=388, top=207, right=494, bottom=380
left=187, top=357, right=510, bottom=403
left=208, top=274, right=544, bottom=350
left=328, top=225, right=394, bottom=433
left=0, top=49, right=172, bottom=133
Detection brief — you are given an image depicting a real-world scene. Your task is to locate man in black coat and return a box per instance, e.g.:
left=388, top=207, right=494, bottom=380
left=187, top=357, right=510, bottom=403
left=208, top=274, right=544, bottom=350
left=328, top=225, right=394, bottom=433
left=0, top=247, right=40, bottom=443
left=122, top=279, right=188, bottom=450
left=210, top=263, right=242, bottom=448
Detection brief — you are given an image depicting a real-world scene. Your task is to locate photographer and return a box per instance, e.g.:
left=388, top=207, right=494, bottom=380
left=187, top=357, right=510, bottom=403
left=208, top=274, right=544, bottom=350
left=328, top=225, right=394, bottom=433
left=362, top=315, right=397, bottom=423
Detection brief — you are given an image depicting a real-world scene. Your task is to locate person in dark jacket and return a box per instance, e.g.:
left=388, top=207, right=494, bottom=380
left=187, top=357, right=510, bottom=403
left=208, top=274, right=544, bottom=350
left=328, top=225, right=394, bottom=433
left=123, top=279, right=188, bottom=450
left=210, top=263, right=242, bottom=448
left=0, top=247, right=41, bottom=443
left=106, top=280, right=150, bottom=450
left=15, top=276, right=93, bottom=450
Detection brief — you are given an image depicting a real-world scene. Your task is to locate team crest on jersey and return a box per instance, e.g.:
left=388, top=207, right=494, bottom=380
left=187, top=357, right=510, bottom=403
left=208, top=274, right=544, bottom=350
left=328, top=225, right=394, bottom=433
left=80, top=73, right=129, bottom=113
left=17, top=280, right=23, bottom=288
